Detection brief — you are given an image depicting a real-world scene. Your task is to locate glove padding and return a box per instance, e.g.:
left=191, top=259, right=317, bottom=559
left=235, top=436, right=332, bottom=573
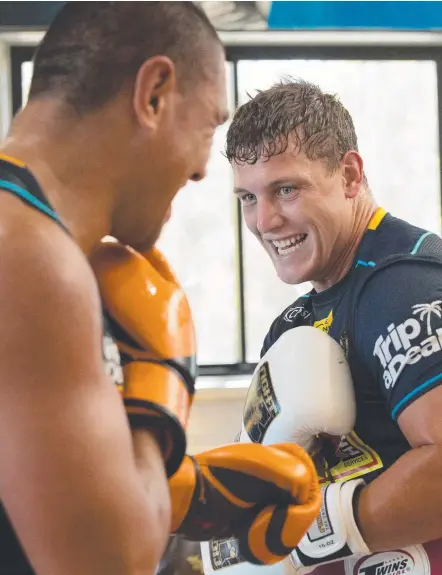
left=91, top=239, right=196, bottom=477
left=169, top=442, right=322, bottom=566
left=239, top=326, right=356, bottom=452
left=290, top=479, right=369, bottom=571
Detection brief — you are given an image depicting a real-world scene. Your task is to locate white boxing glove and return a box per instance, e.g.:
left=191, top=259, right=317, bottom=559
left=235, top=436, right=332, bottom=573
left=201, top=326, right=368, bottom=575
left=239, top=326, right=356, bottom=450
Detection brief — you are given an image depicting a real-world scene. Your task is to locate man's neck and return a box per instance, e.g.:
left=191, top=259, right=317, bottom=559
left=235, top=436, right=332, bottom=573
left=312, top=198, right=378, bottom=293
left=1, top=102, right=118, bottom=255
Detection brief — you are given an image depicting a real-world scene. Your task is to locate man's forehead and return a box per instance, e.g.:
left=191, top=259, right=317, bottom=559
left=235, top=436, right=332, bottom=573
left=233, top=148, right=306, bottom=175
left=215, top=76, right=229, bottom=124
left=209, top=52, right=229, bottom=121
left=202, top=74, right=228, bottom=124
left=232, top=148, right=317, bottom=190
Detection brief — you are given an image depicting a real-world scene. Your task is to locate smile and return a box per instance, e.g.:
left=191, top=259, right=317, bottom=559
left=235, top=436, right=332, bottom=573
left=271, top=234, right=308, bottom=255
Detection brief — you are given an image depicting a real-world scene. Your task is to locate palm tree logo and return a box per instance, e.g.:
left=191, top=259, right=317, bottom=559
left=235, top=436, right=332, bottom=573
left=412, top=301, right=442, bottom=336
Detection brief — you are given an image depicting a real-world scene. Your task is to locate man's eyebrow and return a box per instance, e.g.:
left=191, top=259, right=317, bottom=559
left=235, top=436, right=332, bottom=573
left=233, top=187, right=250, bottom=195
left=267, top=178, right=297, bottom=187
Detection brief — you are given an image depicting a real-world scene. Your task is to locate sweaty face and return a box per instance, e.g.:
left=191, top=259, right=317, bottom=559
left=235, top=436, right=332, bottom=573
left=126, top=49, right=229, bottom=252
left=233, top=145, right=359, bottom=286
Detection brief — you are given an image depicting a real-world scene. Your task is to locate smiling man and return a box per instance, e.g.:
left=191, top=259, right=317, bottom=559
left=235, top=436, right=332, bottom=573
left=202, top=79, right=442, bottom=574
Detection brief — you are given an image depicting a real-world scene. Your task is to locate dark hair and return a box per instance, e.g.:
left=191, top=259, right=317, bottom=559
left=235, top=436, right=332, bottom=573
left=226, top=79, right=365, bottom=179
left=28, top=1, right=222, bottom=113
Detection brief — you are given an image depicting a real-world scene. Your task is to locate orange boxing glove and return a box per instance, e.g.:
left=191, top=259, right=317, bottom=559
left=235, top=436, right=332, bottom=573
left=90, top=238, right=196, bottom=477
left=169, top=442, right=321, bottom=565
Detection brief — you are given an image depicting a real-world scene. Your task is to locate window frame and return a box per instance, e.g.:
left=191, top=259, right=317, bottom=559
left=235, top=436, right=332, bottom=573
left=9, top=41, right=442, bottom=377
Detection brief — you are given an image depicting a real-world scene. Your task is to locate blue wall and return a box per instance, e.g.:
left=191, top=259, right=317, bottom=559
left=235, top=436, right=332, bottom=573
left=268, top=1, right=442, bottom=31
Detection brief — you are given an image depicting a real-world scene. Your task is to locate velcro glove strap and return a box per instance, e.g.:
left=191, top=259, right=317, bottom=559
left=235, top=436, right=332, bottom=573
left=290, top=479, right=369, bottom=570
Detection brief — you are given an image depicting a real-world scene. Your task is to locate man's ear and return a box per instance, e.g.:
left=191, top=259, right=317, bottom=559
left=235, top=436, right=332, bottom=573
left=133, top=55, right=177, bottom=132
left=342, top=151, right=364, bottom=199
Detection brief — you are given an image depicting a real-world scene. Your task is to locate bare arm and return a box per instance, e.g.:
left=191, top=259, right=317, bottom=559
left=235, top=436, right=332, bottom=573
left=357, top=386, right=442, bottom=551
left=351, top=259, right=442, bottom=552
left=0, top=224, right=170, bottom=575
left=132, top=428, right=172, bottom=509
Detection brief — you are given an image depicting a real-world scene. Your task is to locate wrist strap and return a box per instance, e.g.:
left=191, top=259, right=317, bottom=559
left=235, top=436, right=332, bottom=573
left=291, top=479, right=369, bottom=569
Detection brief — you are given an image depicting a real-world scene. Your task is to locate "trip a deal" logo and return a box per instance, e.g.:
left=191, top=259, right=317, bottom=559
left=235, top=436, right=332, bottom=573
left=373, top=301, right=442, bottom=390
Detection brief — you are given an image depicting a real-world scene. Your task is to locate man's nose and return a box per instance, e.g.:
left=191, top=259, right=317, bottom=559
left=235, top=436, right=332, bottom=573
left=256, top=197, right=284, bottom=235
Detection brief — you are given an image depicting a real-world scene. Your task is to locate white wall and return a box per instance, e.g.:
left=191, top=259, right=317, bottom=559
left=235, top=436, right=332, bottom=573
left=187, top=386, right=248, bottom=454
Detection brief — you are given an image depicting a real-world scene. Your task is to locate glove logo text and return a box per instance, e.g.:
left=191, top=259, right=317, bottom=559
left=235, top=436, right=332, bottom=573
left=209, top=538, right=246, bottom=570
left=243, top=361, right=281, bottom=443
left=307, top=486, right=333, bottom=541
left=102, top=333, right=124, bottom=387
left=319, top=432, right=383, bottom=485
left=373, top=300, right=442, bottom=390
left=351, top=550, right=418, bottom=575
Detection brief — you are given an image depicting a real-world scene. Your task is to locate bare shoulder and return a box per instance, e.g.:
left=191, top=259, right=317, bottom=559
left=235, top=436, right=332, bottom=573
left=0, top=200, right=104, bottom=391
left=0, top=200, right=98, bottom=315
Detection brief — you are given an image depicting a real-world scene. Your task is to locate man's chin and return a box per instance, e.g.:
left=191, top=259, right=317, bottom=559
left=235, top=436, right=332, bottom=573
left=125, top=227, right=164, bottom=253
left=275, top=265, right=309, bottom=286
left=271, top=249, right=315, bottom=285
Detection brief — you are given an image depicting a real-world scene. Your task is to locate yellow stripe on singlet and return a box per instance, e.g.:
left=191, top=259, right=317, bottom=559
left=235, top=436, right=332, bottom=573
left=0, top=153, right=25, bottom=168
left=367, top=207, right=387, bottom=231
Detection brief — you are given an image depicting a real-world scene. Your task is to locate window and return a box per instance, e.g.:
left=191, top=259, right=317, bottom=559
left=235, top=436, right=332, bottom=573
left=157, top=64, right=238, bottom=364
left=155, top=63, right=238, bottom=365
left=10, top=45, right=442, bottom=376
left=156, top=129, right=238, bottom=364
left=21, top=60, right=33, bottom=107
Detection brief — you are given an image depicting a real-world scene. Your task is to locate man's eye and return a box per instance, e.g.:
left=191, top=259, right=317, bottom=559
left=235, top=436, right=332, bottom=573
left=278, top=186, right=294, bottom=196
left=241, top=194, right=256, bottom=204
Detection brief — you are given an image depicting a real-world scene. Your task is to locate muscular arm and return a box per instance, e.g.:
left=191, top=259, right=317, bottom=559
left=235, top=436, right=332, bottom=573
left=354, top=258, right=442, bottom=551
left=358, top=387, right=442, bottom=550
left=0, top=221, right=170, bottom=575
left=132, top=428, right=172, bottom=510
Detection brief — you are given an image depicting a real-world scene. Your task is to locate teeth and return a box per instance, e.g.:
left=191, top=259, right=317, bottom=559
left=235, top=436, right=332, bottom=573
left=272, top=235, right=305, bottom=248
left=271, top=234, right=307, bottom=255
